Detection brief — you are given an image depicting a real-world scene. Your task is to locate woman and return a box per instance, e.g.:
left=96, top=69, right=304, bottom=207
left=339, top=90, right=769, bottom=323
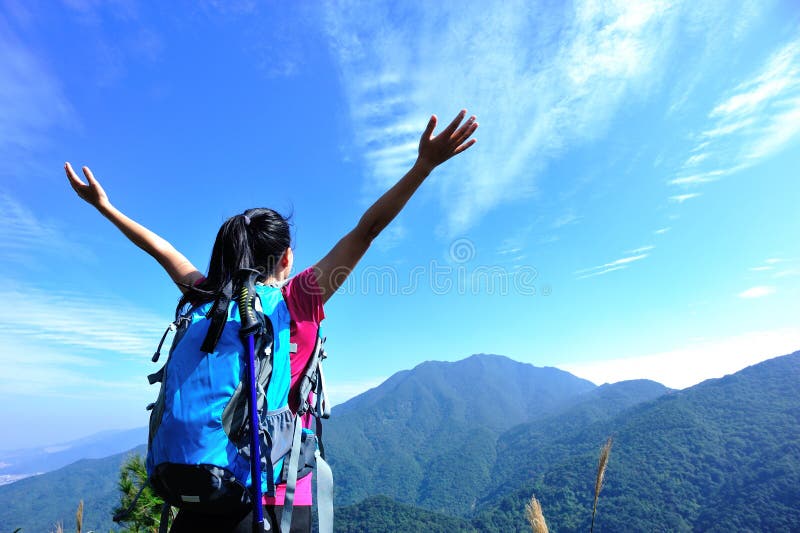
left=66, top=110, right=478, bottom=532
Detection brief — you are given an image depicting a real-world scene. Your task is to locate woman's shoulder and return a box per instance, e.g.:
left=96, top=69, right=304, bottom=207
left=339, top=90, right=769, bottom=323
left=282, top=267, right=325, bottom=323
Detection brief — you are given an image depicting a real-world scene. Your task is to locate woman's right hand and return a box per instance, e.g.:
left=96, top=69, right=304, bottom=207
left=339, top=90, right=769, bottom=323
left=416, top=109, right=478, bottom=172
left=65, top=162, right=110, bottom=209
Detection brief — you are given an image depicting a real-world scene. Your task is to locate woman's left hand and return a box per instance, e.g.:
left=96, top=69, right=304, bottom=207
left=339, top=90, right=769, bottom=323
left=416, top=109, right=478, bottom=171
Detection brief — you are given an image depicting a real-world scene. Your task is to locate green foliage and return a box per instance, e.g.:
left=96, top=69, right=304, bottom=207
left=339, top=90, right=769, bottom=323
left=113, top=454, right=169, bottom=533
left=335, top=495, right=477, bottom=532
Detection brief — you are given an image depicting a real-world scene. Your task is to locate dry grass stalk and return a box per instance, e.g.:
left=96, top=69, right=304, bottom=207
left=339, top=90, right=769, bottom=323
left=76, top=500, right=84, bottom=533
left=590, top=436, right=613, bottom=533
left=525, top=494, right=549, bottom=533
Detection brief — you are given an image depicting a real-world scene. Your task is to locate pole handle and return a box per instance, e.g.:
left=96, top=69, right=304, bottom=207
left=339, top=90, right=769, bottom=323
left=236, top=268, right=263, bottom=337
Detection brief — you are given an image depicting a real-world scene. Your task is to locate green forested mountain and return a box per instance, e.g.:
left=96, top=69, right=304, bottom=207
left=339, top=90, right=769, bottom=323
left=473, top=351, right=800, bottom=532
left=335, top=496, right=477, bottom=533
left=484, top=378, right=672, bottom=501
left=332, top=354, right=595, bottom=421
left=2, top=352, right=798, bottom=533
left=325, top=354, right=597, bottom=514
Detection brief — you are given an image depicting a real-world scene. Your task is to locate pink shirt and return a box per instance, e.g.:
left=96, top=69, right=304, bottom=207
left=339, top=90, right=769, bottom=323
left=263, top=267, right=325, bottom=507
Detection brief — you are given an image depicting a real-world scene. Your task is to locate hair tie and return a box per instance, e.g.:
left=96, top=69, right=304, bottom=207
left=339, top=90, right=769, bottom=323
left=242, top=215, right=251, bottom=226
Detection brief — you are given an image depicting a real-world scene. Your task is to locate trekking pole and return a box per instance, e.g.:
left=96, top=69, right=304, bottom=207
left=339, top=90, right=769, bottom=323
left=236, top=268, right=266, bottom=533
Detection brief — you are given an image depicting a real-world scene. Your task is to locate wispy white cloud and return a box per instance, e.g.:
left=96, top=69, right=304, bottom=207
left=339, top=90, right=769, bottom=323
left=747, top=97, right=800, bottom=160
left=583, top=253, right=650, bottom=272
left=738, top=285, right=776, bottom=299
left=625, top=245, right=655, bottom=255
left=0, top=193, right=94, bottom=264
left=560, top=327, right=800, bottom=389
left=54, top=2, right=168, bottom=88
left=576, top=265, right=629, bottom=279
left=374, top=223, right=407, bottom=252
left=751, top=258, right=799, bottom=279
left=665, top=0, right=771, bottom=116
left=61, top=0, right=140, bottom=21
left=700, top=117, right=755, bottom=139
left=683, top=153, right=709, bottom=167
left=710, top=44, right=798, bottom=118
left=749, top=257, right=793, bottom=272
left=497, top=246, right=523, bottom=256
left=323, top=0, right=708, bottom=234
left=654, top=227, right=671, bottom=235
left=576, top=252, right=649, bottom=279
left=671, top=38, right=800, bottom=188
left=494, top=223, right=536, bottom=260
left=0, top=337, right=146, bottom=398
left=197, top=0, right=258, bottom=16
left=0, top=282, right=161, bottom=400
left=0, top=19, right=75, bottom=172
left=668, top=169, right=729, bottom=185
left=0, top=284, right=167, bottom=358
left=552, top=211, right=581, bottom=229
left=669, top=193, right=701, bottom=203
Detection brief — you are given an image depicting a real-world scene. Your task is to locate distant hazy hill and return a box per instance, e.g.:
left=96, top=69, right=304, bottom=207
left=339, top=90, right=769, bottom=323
left=0, top=445, right=145, bottom=532
left=0, top=427, right=147, bottom=484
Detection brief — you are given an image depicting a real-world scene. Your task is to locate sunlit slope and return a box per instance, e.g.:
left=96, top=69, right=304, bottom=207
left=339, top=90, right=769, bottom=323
left=475, top=351, right=800, bottom=532
left=326, top=354, right=599, bottom=514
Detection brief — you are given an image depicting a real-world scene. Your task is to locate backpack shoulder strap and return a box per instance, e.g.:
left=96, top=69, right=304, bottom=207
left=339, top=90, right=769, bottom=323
left=295, top=328, right=329, bottom=418
left=200, top=278, right=234, bottom=353
left=315, top=449, right=334, bottom=533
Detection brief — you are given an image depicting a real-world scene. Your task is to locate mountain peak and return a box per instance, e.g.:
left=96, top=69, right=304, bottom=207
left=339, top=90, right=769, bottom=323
left=333, top=352, right=596, bottom=427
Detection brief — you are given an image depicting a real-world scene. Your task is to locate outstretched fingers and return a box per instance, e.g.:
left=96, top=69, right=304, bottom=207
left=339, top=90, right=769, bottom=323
left=82, top=165, right=99, bottom=187
left=451, top=116, right=478, bottom=146
left=65, top=162, right=86, bottom=190
left=417, top=109, right=478, bottom=168
left=439, top=109, right=467, bottom=138
left=452, top=137, right=477, bottom=156
left=65, top=162, right=108, bottom=207
left=422, top=115, right=438, bottom=141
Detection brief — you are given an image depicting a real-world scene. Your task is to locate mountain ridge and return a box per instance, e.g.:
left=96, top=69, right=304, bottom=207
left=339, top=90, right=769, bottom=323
left=0, top=426, right=148, bottom=484
left=474, top=350, right=800, bottom=531
left=1, top=351, right=797, bottom=532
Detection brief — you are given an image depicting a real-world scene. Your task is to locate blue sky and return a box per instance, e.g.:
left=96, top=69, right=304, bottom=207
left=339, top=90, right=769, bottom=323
left=1, top=0, right=800, bottom=449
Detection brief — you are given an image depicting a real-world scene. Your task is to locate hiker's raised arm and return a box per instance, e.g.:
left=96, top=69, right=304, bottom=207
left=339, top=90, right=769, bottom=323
left=65, top=162, right=203, bottom=292
left=313, top=110, right=478, bottom=303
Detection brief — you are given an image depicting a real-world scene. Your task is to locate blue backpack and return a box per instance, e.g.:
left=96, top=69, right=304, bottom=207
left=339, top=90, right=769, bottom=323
left=143, top=271, right=333, bottom=532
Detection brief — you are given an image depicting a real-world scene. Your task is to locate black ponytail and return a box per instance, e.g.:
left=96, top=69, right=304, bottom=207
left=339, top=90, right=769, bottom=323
left=176, top=208, right=292, bottom=315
